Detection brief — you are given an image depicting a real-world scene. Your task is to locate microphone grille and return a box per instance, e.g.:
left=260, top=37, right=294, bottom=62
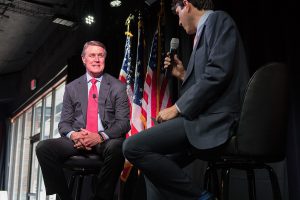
left=170, top=38, right=179, bottom=49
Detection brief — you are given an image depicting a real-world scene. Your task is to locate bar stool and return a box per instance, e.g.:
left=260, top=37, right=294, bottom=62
left=63, top=154, right=104, bottom=200
left=203, top=63, right=288, bottom=200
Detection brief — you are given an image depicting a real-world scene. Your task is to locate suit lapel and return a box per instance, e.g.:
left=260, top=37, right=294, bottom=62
left=78, top=75, right=88, bottom=124
left=182, top=24, right=206, bottom=86
left=183, top=50, right=196, bottom=85
left=98, top=74, right=110, bottom=121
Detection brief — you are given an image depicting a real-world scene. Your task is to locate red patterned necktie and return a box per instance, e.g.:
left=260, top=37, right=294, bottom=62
left=86, top=78, right=98, bottom=133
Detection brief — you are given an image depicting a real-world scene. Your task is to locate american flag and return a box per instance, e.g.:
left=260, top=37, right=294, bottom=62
left=158, top=26, right=172, bottom=112
left=130, top=19, right=145, bottom=135
left=119, top=33, right=134, bottom=104
left=141, top=30, right=158, bottom=128
left=119, top=29, right=135, bottom=184
left=141, top=22, right=172, bottom=129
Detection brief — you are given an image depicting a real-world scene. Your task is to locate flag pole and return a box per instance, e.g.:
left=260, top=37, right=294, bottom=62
left=119, top=13, right=136, bottom=185
left=156, top=0, right=165, bottom=114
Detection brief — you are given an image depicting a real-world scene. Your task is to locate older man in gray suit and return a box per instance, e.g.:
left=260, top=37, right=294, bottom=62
left=123, top=0, right=249, bottom=200
left=36, top=41, right=130, bottom=200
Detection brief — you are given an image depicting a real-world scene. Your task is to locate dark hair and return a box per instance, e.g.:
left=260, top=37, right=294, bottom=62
left=171, top=0, right=214, bottom=12
left=81, top=41, right=107, bottom=57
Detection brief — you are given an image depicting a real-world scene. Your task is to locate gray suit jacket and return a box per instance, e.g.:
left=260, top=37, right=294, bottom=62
left=58, top=73, right=130, bottom=139
left=176, top=11, right=249, bottom=149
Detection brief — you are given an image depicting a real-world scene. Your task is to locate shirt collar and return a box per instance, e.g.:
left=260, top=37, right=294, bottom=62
left=86, top=72, right=103, bottom=83
left=196, top=10, right=214, bottom=36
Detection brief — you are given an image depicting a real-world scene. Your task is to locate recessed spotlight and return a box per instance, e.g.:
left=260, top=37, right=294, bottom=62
left=110, top=0, right=121, bottom=7
left=85, top=15, right=95, bottom=25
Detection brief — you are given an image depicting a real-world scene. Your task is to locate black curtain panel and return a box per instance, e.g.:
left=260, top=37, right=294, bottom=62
left=0, top=119, right=7, bottom=190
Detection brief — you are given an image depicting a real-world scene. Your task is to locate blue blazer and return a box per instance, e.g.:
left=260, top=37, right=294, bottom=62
left=176, top=11, right=249, bottom=149
left=58, top=73, right=130, bottom=139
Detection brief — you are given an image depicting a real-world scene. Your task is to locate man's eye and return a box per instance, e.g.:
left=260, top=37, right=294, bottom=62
left=88, top=53, right=105, bottom=58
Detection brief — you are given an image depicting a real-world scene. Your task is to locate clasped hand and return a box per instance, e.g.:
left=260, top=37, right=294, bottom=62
left=71, top=128, right=101, bottom=150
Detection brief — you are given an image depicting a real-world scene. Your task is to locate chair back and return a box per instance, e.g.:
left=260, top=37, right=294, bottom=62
left=233, top=62, right=289, bottom=161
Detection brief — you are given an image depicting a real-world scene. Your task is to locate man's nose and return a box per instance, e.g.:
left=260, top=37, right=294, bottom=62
left=94, top=56, right=100, bottom=61
left=178, top=20, right=182, bottom=27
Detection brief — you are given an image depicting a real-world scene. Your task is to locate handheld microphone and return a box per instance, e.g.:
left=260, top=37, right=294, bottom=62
left=92, top=94, right=96, bottom=99
left=165, top=38, right=179, bottom=77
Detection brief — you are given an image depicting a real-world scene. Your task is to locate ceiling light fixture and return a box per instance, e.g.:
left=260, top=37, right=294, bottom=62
left=145, top=0, right=159, bottom=6
left=53, top=17, right=75, bottom=27
left=110, top=0, right=122, bottom=7
left=85, top=15, right=95, bottom=25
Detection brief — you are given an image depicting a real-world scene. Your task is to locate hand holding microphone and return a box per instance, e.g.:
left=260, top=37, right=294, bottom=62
left=164, top=38, right=179, bottom=77
left=164, top=38, right=186, bottom=80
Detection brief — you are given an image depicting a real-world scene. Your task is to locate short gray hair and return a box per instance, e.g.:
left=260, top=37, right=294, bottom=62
left=81, top=41, right=107, bottom=57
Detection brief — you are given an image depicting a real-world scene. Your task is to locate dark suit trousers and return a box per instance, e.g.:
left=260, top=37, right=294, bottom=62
left=36, top=137, right=124, bottom=200
left=123, top=117, right=202, bottom=200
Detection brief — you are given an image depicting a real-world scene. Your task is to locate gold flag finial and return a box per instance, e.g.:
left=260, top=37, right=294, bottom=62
left=125, top=14, right=134, bottom=37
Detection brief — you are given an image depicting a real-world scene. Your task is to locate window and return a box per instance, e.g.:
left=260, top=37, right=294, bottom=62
left=18, top=109, right=32, bottom=200
left=52, top=82, right=65, bottom=138
left=43, top=94, right=52, bottom=139
left=28, top=100, right=42, bottom=199
left=7, top=75, right=66, bottom=200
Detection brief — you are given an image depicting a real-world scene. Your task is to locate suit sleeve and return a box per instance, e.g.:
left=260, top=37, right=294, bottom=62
left=104, top=83, right=130, bottom=138
left=58, top=85, right=75, bottom=136
left=176, top=12, right=238, bottom=119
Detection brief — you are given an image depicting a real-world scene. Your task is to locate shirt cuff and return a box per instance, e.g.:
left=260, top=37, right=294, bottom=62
left=175, top=103, right=181, bottom=113
left=99, top=132, right=109, bottom=140
left=66, top=131, right=75, bottom=138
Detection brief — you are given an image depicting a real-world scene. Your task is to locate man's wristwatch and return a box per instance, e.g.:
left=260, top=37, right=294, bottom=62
left=98, top=132, right=105, bottom=143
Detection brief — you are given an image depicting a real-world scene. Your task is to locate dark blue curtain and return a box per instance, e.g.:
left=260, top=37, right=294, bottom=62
left=286, top=39, right=300, bottom=199
left=285, top=0, right=300, bottom=198
left=287, top=86, right=300, bottom=200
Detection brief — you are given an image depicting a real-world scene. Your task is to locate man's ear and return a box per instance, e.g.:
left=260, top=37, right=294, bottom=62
left=183, top=0, right=191, bottom=11
left=81, top=56, right=86, bottom=65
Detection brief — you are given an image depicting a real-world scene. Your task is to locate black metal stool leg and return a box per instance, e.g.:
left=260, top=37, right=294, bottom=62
left=75, top=174, right=84, bottom=200
left=204, top=164, right=213, bottom=191
left=220, top=168, right=230, bottom=200
left=264, top=165, right=282, bottom=200
left=204, top=162, right=220, bottom=197
left=68, top=174, right=76, bottom=195
left=211, top=166, right=219, bottom=198
left=246, top=169, right=256, bottom=200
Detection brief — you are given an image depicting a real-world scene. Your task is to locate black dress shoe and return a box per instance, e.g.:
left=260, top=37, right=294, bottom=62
left=198, top=190, right=215, bottom=200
